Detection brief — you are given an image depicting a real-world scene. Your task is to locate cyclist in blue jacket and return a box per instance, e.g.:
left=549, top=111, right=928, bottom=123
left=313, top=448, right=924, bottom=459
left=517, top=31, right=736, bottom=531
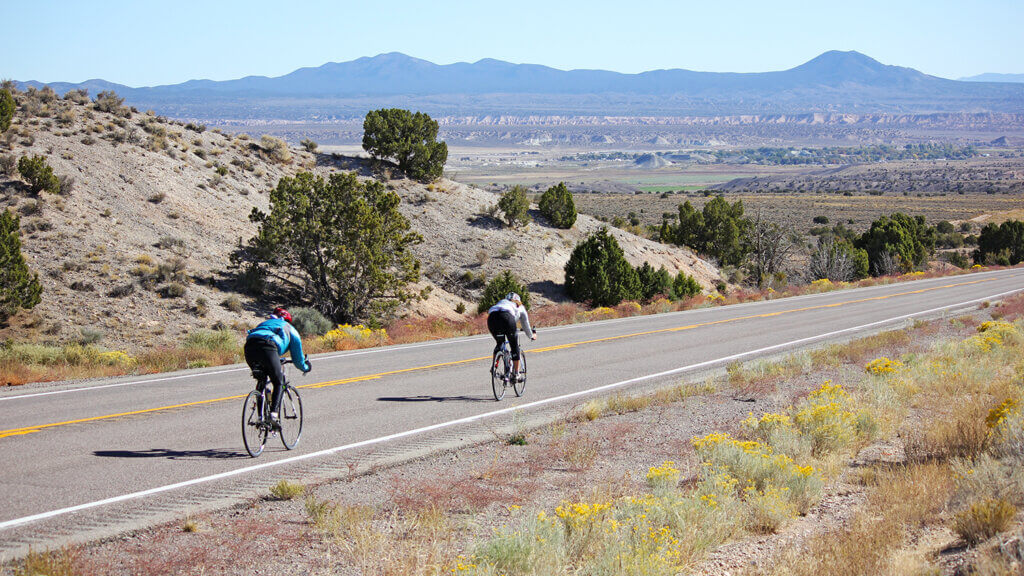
left=244, top=307, right=311, bottom=427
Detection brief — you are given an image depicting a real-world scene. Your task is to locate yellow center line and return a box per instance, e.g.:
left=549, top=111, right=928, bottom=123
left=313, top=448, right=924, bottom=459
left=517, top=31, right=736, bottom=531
left=0, top=277, right=996, bottom=439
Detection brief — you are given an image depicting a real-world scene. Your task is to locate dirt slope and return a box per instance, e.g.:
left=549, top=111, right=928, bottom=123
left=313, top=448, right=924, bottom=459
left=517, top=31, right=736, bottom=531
left=0, top=91, right=718, bottom=350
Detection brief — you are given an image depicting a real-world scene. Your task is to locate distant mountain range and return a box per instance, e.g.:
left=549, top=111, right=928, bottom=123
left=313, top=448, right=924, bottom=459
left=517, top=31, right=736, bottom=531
left=16, top=51, right=1024, bottom=120
left=960, top=73, right=1024, bottom=83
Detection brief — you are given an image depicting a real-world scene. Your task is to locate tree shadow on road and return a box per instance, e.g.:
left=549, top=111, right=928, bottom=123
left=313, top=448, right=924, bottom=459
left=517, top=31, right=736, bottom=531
left=93, top=448, right=246, bottom=460
left=377, top=395, right=494, bottom=403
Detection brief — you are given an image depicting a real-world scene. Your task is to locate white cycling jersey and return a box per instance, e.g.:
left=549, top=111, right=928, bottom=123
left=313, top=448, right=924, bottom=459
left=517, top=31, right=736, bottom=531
left=488, top=299, right=534, bottom=336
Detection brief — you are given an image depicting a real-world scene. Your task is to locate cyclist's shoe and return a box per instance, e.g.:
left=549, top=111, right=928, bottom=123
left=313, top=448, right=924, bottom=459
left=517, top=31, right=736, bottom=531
left=516, top=374, right=526, bottom=383
left=269, top=412, right=282, bottom=430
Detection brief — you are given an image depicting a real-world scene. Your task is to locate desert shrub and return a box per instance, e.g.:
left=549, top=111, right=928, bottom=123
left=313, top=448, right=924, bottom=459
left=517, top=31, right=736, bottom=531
left=362, top=108, right=447, bottom=181
left=565, top=227, right=640, bottom=307
left=497, top=185, right=530, bottom=228
left=260, top=135, right=292, bottom=164
left=692, top=432, right=822, bottom=514
left=0, top=154, right=16, bottom=176
left=78, top=327, right=104, bottom=345
left=185, top=122, right=206, bottom=133
left=300, top=138, right=317, bottom=152
left=0, top=88, right=15, bottom=133
left=455, top=302, right=467, bottom=314
left=93, top=90, right=125, bottom=114
left=953, top=498, right=1017, bottom=546
left=290, top=306, right=333, bottom=337
left=17, top=155, right=60, bottom=194
left=538, top=181, right=577, bottom=228
left=63, top=89, right=90, bottom=104
left=670, top=271, right=702, bottom=300
left=108, top=282, right=135, bottom=298
left=184, top=329, right=237, bottom=352
left=57, top=174, right=75, bottom=195
left=477, top=270, right=530, bottom=314
left=159, top=282, right=186, bottom=298
left=0, top=209, right=42, bottom=321
left=221, top=294, right=244, bottom=312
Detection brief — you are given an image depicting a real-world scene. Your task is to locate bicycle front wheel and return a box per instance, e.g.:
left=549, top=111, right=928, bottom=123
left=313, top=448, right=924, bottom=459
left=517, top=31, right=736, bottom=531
left=279, top=386, right=303, bottom=450
left=491, top=352, right=508, bottom=401
left=513, top=352, right=527, bottom=396
left=242, top=390, right=267, bottom=457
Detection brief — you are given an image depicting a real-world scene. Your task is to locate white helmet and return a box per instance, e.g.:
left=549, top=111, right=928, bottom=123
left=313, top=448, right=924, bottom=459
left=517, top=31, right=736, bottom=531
left=506, top=292, right=522, bottom=304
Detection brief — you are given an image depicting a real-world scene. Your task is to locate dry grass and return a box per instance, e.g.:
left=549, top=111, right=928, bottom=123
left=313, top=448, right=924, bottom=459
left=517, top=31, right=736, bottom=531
left=866, top=462, right=954, bottom=528
left=8, top=547, right=85, bottom=576
left=953, top=498, right=1017, bottom=546
left=757, top=462, right=952, bottom=576
left=903, top=398, right=992, bottom=463
left=809, top=329, right=912, bottom=367
left=268, top=479, right=305, bottom=501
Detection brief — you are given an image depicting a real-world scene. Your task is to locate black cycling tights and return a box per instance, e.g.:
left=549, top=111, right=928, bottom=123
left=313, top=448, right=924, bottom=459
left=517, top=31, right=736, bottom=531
left=487, top=311, right=520, bottom=360
left=244, top=339, right=285, bottom=413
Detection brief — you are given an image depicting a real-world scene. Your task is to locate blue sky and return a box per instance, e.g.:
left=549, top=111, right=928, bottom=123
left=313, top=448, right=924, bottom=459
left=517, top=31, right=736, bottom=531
left=5, top=0, right=1022, bottom=86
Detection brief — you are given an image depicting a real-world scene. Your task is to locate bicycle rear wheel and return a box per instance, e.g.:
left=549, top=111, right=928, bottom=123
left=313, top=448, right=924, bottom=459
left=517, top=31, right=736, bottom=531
left=513, top=352, right=527, bottom=396
left=279, top=386, right=303, bottom=450
left=242, top=390, right=267, bottom=457
left=491, top=352, right=508, bottom=401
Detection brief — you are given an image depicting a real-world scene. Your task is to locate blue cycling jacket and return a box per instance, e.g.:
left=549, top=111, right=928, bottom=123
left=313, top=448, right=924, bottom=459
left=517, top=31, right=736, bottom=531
left=246, top=317, right=311, bottom=372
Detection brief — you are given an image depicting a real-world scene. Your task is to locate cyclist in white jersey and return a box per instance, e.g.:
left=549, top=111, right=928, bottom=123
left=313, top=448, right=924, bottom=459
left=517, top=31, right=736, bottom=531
left=487, top=293, right=536, bottom=381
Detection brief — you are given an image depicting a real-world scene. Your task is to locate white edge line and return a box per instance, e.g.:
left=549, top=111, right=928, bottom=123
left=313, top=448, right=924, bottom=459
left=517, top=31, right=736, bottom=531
left=1, top=285, right=1020, bottom=532
left=2, top=268, right=1016, bottom=403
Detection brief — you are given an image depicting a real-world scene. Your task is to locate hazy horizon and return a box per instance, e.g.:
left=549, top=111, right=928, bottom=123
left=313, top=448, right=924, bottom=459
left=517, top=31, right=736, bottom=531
left=5, top=0, right=1022, bottom=87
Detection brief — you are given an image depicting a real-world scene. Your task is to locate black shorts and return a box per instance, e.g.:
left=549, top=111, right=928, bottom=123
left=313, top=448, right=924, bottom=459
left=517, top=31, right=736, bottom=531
left=487, top=310, right=520, bottom=360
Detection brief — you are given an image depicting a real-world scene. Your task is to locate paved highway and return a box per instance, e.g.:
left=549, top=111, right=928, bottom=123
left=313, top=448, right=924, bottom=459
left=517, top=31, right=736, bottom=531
left=0, top=268, right=1021, bottom=554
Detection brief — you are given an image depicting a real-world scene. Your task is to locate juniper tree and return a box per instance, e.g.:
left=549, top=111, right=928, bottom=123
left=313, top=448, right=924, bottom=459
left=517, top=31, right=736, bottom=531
left=240, top=171, right=422, bottom=324
left=362, top=108, right=448, bottom=181
left=17, top=155, right=60, bottom=194
left=538, top=182, right=577, bottom=228
left=0, top=89, right=15, bottom=133
left=0, top=209, right=42, bottom=321
left=498, top=185, right=531, bottom=228
left=564, top=227, right=640, bottom=307
left=477, top=270, right=531, bottom=314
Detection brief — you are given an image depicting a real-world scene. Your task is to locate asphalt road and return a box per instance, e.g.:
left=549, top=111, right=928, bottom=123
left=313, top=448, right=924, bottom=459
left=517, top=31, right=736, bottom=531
left=0, top=268, right=1021, bottom=552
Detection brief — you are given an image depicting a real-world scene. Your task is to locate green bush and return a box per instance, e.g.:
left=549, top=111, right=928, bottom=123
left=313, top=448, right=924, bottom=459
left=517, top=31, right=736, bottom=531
left=0, top=88, right=15, bottom=133
left=635, top=262, right=672, bottom=300
left=17, top=155, right=60, bottom=194
left=498, top=185, right=530, bottom=228
left=973, top=220, right=1024, bottom=266
left=290, top=306, right=333, bottom=337
left=856, top=213, right=935, bottom=275
left=538, top=182, right=577, bottom=228
left=670, top=271, right=702, bottom=300
left=661, top=197, right=750, bottom=267
left=0, top=209, right=42, bottom=321
left=300, top=138, right=318, bottom=153
left=362, top=108, right=447, bottom=181
left=478, top=270, right=530, bottom=314
left=564, top=227, right=640, bottom=307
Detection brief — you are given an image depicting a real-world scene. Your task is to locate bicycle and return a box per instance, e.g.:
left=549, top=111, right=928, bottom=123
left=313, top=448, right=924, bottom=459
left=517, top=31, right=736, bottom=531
left=242, top=358, right=304, bottom=457
left=491, top=334, right=528, bottom=401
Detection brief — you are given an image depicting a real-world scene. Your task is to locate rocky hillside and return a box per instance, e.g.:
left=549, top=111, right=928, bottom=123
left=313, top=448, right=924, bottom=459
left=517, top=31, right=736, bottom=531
left=0, top=89, right=718, bottom=351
